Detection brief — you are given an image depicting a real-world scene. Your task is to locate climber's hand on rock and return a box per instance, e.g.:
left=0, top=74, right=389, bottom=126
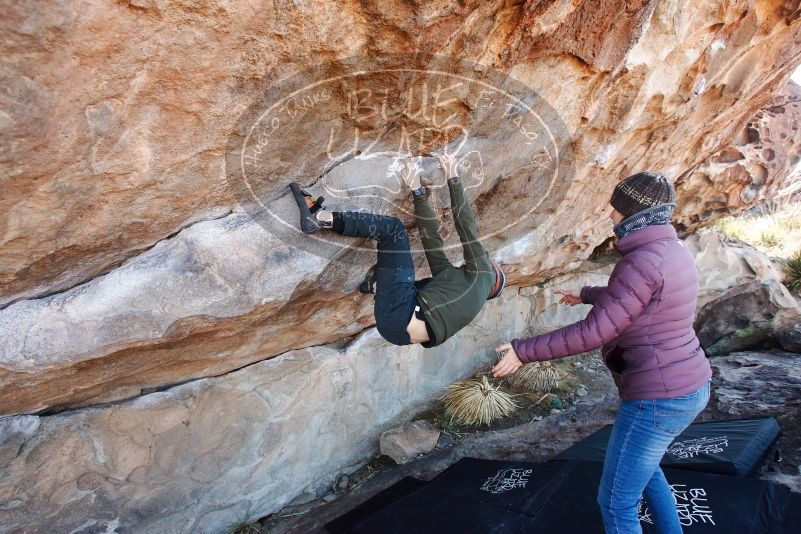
left=492, top=343, right=523, bottom=377
left=437, top=149, right=458, bottom=178
left=400, top=159, right=422, bottom=190
left=554, top=290, right=582, bottom=306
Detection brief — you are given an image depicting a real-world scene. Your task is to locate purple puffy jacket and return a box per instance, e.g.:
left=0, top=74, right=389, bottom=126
left=511, top=224, right=712, bottom=400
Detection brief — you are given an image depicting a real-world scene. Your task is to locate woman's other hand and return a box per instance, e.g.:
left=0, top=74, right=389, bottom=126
left=554, top=289, right=582, bottom=306
left=492, top=343, right=523, bottom=377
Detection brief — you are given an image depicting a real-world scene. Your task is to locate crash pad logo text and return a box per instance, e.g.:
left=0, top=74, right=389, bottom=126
left=480, top=468, right=533, bottom=494
left=638, top=484, right=715, bottom=527
left=666, top=436, right=729, bottom=460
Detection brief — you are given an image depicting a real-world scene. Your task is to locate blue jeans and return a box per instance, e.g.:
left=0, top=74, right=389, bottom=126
left=333, top=211, right=417, bottom=346
left=598, top=381, right=711, bottom=533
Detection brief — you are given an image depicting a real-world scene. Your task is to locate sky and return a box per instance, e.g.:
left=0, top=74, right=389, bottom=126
left=793, top=63, right=801, bottom=85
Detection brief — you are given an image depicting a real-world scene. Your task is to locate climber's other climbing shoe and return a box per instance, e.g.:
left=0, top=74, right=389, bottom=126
left=289, top=182, right=326, bottom=234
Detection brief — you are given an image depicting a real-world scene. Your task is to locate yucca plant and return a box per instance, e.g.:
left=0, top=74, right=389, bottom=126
left=441, top=375, right=519, bottom=426
left=224, top=503, right=267, bottom=534
left=507, top=360, right=563, bottom=392
left=503, top=325, right=573, bottom=393
left=225, top=522, right=263, bottom=534
left=784, top=249, right=801, bottom=294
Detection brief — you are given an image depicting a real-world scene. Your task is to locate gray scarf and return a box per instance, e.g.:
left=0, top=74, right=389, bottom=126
left=613, top=203, right=676, bottom=240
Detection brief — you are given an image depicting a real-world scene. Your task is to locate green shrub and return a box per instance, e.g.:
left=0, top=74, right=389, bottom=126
left=784, top=250, right=801, bottom=294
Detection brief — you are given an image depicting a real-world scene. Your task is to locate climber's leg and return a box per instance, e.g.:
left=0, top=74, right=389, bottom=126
left=288, top=183, right=418, bottom=345
left=332, top=211, right=417, bottom=346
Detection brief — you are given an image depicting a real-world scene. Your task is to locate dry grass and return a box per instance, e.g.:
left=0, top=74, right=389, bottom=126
left=507, top=361, right=562, bottom=392
left=503, top=324, right=577, bottom=393
left=759, top=229, right=783, bottom=248
left=225, top=522, right=264, bottom=534
left=223, top=502, right=270, bottom=534
left=713, top=199, right=801, bottom=258
left=441, top=375, right=519, bottom=426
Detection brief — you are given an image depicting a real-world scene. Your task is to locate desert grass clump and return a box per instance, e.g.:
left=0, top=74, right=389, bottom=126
left=713, top=199, right=801, bottom=258
left=224, top=522, right=263, bottom=534
left=503, top=325, right=575, bottom=393
left=441, top=375, right=519, bottom=426
left=713, top=218, right=746, bottom=241
left=779, top=213, right=801, bottom=232
left=508, top=361, right=562, bottom=392
left=758, top=229, right=783, bottom=248
left=223, top=503, right=268, bottom=534
left=784, top=249, right=801, bottom=294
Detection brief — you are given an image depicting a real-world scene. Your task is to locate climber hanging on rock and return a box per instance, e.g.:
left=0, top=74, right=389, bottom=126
left=288, top=148, right=505, bottom=348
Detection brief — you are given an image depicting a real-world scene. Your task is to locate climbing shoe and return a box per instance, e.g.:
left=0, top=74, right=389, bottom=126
left=359, top=264, right=377, bottom=294
left=289, top=182, right=328, bottom=234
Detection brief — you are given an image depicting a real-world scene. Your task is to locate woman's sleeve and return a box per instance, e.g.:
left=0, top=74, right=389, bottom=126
left=511, top=255, right=662, bottom=363
left=580, top=285, right=607, bottom=305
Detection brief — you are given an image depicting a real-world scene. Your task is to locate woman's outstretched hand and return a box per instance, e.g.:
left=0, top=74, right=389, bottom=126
left=492, top=343, right=523, bottom=377
left=554, top=289, right=582, bottom=306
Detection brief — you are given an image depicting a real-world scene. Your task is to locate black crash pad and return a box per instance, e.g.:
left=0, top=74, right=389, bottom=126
left=349, top=458, right=791, bottom=534
left=520, top=461, right=791, bottom=533
left=325, top=477, right=426, bottom=534
left=552, top=417, right=780, bottom=476
left=782, top=492, right=801, bottom=534
left=351, top=459, right=565, bottom=534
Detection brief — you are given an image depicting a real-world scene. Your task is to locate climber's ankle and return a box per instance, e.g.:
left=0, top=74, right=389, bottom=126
left=316, top=209, right=333, bottom=224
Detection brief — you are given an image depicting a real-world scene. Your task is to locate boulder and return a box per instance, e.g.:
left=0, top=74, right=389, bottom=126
left=380, top=421, right=441, bottom=464
left=772, top=323, right=801, bottom=353
left=695, top=280, right=801, bottom=356
left=685, top=230, right=785, bottom=307
left=710, top=351, right=801, bottom=492
left=712, top=351, right=801, bottom=417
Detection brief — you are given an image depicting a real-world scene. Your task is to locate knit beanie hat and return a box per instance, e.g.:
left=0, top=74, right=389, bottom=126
left=487, top=260, right=506, bottom=300
left=610, top=172, right=676, bottom=218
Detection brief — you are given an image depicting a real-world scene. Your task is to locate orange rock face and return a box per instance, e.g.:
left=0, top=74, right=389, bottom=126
left=1, top=1, right=800, bottom=417
left=675, top=81, right=801, bottom=230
